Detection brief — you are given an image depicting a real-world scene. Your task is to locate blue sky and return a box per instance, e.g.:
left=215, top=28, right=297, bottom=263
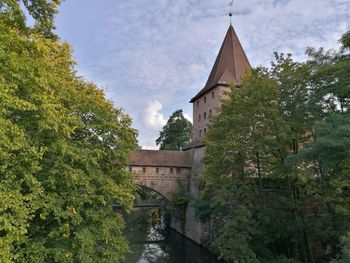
left=54, top=0, right=350, bottom=149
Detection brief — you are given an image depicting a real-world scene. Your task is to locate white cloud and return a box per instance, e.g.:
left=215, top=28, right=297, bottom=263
left=141, top=145, right=159, bottom=150
left=189, top=63, right=206, bottom=77
left=56, top=0, right=350, bottom=148
left=143, top=100, right=167, bottom=130
left=184, top=112, right=192, bottom=123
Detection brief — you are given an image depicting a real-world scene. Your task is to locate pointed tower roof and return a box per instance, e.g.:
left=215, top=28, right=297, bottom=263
left=190, top=25, right=251, bottom=102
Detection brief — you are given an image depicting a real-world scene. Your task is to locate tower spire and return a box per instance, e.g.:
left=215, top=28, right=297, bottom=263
left=190, top=22, right=251, bottom=103
left=229, top=1, right=234, bottom=25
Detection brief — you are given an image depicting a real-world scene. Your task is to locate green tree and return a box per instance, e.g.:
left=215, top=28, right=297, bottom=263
left=198, top=32, right=350, bottom=262
left=0, top=1, right=137, bottom=262
left=156, top=109, right=192, bottom=150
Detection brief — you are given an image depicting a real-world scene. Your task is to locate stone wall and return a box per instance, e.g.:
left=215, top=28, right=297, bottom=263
left=170, top=146, right=210, bottom=245
left=131, top=165, right=190, bottom=201
left=192, top=85, right=231, bottom=142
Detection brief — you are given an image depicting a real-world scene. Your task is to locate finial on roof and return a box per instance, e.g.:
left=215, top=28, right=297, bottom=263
left=229, top=1, right=234, bottom=25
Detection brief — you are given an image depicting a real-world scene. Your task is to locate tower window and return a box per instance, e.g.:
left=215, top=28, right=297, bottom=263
left=204, top=96, right=207, bottom=103
left=197, top=101, right=199, bottom=107
left=199, top=130, right=202, bottom=137
left=204, top=112, right=207, bottom=119
left=156, top=167, right=159, bottom=174
left=204, top=128, right=207, bottom=134
left=212, top=91, right=215, bottom=98
left=170, top=168, right=173, bottom=174
left=209, top=109, right=212, bottom=116
left=142, top=167, right=146, bottom=173
left=198, top=114, right=201, bottom=121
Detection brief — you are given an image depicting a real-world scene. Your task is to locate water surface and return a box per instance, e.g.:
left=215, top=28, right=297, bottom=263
left=124, top=208, right=221, bottom=263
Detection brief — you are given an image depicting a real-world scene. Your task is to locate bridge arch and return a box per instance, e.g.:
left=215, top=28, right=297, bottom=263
left=129, top=150, right=191, bottom=202
left=134, top=184, right=170, bottom=202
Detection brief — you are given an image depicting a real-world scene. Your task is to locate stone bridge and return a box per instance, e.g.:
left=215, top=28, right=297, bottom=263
left=129, top=150, right=191, bottom=201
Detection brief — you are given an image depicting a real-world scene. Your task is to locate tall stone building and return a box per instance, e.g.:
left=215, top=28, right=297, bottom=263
left=189, top=24, right=251, bottom=145
left=129, top=23, right=251, bottom=244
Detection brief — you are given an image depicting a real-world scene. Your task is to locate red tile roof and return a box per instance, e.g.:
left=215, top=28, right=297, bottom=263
left=190, top=25, right=251, bottom=102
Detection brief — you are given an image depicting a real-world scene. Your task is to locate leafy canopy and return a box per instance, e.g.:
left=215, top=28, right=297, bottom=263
left=156, top=109, right=192, bottom=150
left=0, top=1, right=137, bottom=262
left=198, top=31, right=350, bottom=262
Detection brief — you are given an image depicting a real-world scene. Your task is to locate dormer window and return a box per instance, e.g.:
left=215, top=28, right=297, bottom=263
left=204, top=96, right=207, bottom=103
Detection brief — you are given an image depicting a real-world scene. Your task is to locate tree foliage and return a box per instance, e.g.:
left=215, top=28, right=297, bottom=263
left=198, top=32, right=350, bottom=262
left=0, top=1, right=137, bottom=262
left=156, top=109, right=192, bottom=150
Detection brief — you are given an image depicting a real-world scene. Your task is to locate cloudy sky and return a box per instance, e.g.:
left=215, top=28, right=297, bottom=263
left=55, top=0, right=350, bottom=149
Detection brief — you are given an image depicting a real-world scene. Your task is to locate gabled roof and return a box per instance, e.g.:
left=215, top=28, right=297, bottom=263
left=190, top=25, right=251, bottom=103
left=129, top=150, right=191, bottom=168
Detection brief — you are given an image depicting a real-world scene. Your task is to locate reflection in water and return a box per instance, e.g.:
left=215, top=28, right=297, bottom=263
left=123, top=208, right=221, bottom=263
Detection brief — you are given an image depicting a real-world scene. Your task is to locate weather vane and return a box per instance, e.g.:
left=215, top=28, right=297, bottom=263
left=229, top=1, right=234, bottom=25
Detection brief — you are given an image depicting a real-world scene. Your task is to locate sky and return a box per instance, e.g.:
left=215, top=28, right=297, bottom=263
left=54, top=0, right=350, bottom=149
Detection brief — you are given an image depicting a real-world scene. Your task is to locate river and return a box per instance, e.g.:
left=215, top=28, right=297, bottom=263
left=123, top=208, right=221, bottom=263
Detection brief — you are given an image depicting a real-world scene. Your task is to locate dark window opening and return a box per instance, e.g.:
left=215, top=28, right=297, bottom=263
left=170, top=168, right=173, bottom=174
left=204, top=128, right=207, bottom=134
left=204, top=112, right=207, bottom=119
left=129, top=166, right=132, bottom=172
left=209, top=109, right=212, bottom=116
left=176, top=168, right=181, bottom=174
left=156, top=167, right=159, bottom=174
left=199, top=130, right=202, bottom=137
left=204, top=96, right=207, bottom=103
left=198, top=114, right=201, bottom=121
left=142, top=167, right=146, bottom=173
left=212, top=91, right=215, bottom=98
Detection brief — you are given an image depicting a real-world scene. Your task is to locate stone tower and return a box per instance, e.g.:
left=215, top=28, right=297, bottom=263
left=129, top=23, right=252, bottom=245
left=176, top=24, right=251, bottom=245
left=190, top=25, right=251, bottom=144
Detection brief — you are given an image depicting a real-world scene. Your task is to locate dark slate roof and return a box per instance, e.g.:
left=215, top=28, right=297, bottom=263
left=190, top=25, right=251, bottom=103
left=129, top=150, right=191, bottom=168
